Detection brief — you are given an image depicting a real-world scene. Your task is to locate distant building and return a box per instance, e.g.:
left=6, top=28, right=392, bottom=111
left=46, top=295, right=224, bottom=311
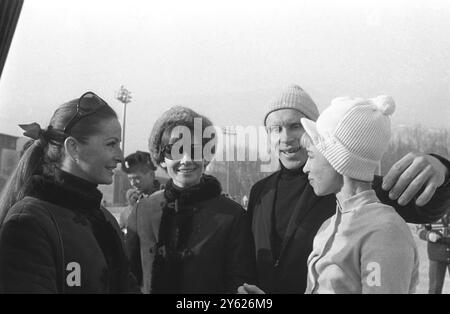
left=0, top=133, right=25, bottom=192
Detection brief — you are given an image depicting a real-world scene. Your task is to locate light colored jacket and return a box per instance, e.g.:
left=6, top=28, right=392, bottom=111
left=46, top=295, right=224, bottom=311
left=127, top=191, right=162, bottom=294
left=306, top=190, right=419, bottom=294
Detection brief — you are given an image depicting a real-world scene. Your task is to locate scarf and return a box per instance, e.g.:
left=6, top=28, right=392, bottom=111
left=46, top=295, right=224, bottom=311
left=151, top=174, right=222, bottom=293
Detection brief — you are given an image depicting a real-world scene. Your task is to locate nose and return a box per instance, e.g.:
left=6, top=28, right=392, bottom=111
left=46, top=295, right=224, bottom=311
left=279, top=127, right=292, bottom=143
left=180, top=151, right=192, bottom=164
left=115, top=147, right=124, bottom=164
left=303, top=158, right=310, bottom=174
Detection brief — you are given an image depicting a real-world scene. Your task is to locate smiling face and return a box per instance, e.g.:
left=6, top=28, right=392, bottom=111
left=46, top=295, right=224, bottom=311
left=161, top=127, right=205, bottom=189
left=69, top=118, right=123, bottom=185
left=266, top=109, right=308, bottom=170
left=302, top=135, right=343, bottom=196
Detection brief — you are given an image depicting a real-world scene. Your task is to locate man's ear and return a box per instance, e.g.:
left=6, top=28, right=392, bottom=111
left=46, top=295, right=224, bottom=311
left=64, top=136, right=80, bottom=163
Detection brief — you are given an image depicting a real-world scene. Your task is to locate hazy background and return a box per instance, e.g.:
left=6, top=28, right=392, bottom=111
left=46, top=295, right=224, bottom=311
left=0, top=0, right=449, bottom=294
left=0, top=0, right=449, bottom=156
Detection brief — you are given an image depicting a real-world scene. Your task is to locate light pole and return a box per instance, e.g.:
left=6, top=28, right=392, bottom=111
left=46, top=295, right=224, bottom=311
left=223, top=126, right=236, bottom=196
left=115, top=85, right=132, bottom=154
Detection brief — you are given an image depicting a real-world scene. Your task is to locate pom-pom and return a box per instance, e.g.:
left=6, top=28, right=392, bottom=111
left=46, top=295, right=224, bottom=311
left=370, top=95, right=395, bottom=116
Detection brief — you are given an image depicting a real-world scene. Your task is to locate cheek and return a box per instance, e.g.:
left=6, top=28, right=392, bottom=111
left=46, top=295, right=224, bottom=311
left=308, top=159, right=320, bottom=174
left=270, top=133, right=280, bottom=145
left=165, top=160, right=179, bottom=176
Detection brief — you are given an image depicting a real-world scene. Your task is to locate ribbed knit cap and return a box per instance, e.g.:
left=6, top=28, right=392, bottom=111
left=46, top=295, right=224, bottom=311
left=264, top=85, right=320, bottom=125
left=301, top=95, right=395, bottom=181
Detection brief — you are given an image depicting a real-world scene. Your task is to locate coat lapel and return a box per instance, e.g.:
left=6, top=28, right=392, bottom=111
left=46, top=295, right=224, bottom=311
left=252, top=173, right=280, bottom=252
left=278, top=182, right=321, bottom=260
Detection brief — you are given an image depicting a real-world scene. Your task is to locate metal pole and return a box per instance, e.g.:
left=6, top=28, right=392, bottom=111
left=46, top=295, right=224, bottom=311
left=227, top=158, right=230, bottom=195
left=122, top=102, right=127, bottom=154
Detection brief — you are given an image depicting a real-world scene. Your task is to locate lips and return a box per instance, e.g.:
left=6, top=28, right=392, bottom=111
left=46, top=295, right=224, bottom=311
left=105, top=166, right=116, bottom=175
left=177, top=166, right=197, bottom=174
left=280, top=146, right=301, bottom=155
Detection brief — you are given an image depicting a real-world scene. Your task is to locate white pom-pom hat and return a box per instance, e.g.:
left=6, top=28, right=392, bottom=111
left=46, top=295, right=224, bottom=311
left=300, top=95, right=396, bottom=181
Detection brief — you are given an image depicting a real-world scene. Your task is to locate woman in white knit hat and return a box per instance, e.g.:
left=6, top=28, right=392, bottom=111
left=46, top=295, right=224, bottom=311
left=301, top=96, right=419, bottom=294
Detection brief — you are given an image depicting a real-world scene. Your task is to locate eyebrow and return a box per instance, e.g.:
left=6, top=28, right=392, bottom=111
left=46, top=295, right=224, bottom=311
left=268, top=119, right=302, bottom=126
left=105, top=137, right=120, bottom=141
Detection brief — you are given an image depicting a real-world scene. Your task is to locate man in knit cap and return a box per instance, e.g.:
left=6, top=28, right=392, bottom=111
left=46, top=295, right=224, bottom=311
left=239, top=85, right=450, bottom=294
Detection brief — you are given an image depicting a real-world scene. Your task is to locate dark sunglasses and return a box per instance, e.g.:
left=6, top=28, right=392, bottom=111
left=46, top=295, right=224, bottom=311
left=123, top=151, right=154, bottom=170
left=63, top=91, right=108, bottom=134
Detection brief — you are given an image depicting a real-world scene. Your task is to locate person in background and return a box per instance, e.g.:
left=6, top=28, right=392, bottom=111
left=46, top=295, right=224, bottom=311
left=119, top=188, right=139, bottom=234
left=0, top=91, right=136, bottom=293
left=122, top=151, right=159, bottom=200
left=419, top=212, right=450, bottom=294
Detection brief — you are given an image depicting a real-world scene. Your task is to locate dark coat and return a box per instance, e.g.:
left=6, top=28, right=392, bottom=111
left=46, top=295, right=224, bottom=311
left=0, top=170, right=136, bottom=293
left=126, top=176, right=257, bottom=294
left=248, top=169, right=450, bottom=294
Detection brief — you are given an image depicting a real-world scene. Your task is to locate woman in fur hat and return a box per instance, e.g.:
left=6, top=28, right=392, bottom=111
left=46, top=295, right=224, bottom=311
left=126, top=106, right=256, bottom=294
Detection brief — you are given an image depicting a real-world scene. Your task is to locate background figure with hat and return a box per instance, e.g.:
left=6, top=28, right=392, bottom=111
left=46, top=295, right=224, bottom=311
left=122, top=151, right=160, bottom=200
left=418, top=211, right=450, bottom=294
left=0, top=92, right=137, bottom=293
left=126, top=106, right=256, bottom=294
left=301, top=95, right=418, bottom=293
left=239, top=85, right=450, bottom=294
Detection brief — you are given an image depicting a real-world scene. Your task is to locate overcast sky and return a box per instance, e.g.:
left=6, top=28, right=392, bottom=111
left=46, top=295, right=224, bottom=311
left=0, top=0, right=449, bottom=155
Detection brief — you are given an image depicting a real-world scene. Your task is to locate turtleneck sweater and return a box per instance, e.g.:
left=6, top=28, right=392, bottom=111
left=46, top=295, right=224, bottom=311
left=272, top=162, right=308, bottom=260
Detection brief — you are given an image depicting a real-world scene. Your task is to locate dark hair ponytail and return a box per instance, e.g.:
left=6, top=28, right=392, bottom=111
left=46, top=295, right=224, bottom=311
left=0, top=93, right=117, bottom=226
left=0, top=140, right=46, bottom=225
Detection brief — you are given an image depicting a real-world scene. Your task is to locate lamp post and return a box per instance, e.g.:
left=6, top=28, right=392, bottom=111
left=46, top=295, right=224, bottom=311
left=115, top=85, right=132, bottom=154
left=223, top=126, right=236, bottom=196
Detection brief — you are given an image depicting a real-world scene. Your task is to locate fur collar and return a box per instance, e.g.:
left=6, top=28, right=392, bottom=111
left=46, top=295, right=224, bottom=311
left=25, top=168, right=102, bottom=214
left=163, top=174, right=222, bottom=206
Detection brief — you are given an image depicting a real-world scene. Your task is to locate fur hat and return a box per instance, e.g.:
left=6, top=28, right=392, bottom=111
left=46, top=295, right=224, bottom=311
left=148, top=106, right=214, bottom=166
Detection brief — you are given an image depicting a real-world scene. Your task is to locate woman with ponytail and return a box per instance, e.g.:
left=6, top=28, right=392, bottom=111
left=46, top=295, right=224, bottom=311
left=0, top=92, right=136, bottom=293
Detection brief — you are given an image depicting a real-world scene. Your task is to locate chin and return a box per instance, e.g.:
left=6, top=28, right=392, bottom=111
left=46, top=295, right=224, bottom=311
left=280, top=158, right=304, bottom=170
left=99, top=176, right=113, bottom=185
left=175, top=176, right=201, bottom=188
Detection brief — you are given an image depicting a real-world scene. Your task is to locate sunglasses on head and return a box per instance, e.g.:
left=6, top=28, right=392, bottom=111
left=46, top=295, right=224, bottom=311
left=63, top=91, right=108, bottom=134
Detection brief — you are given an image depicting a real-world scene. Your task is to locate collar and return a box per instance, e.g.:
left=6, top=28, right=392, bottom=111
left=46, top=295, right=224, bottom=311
left=336, top=189, right=380, bottom=214
left=164, top=174, right=222, bottom=205
left=279, top=161, right=305, bottom=179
